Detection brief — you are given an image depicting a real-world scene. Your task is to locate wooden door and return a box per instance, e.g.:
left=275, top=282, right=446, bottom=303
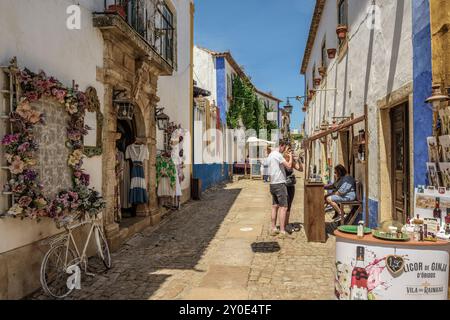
left=390, top=103, right=410, bottom=223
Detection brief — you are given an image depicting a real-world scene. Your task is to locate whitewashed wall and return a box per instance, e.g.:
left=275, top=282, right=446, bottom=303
left=157, top=0, right=193, bottom=191
left=0, top=0, right=104, bottom=254
left=303, top=0, right=413, bottom=200
left=193, top=46, right=218, bottom=106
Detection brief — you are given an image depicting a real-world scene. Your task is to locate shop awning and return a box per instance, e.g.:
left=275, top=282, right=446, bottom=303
left=246, top=137, right=276, bottom=145
left=304, top=115, right=366, bottom=147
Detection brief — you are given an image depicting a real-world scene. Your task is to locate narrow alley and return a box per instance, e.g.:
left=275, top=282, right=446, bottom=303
left=31, top=177, right=336, bottom=300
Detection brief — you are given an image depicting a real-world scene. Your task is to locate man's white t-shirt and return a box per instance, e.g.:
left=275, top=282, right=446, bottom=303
left=267, top=150, right=286, bottom=184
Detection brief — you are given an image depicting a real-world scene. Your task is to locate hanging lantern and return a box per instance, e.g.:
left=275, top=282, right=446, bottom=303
left=156, top=107, right=170, bottom=130
left=283, top=98, right=294, bottom=114
left=114, top=99, right=135, bottom=121
left=425, top=83, right=450, bottom=111
left=113, top=89, right=135, bottom=121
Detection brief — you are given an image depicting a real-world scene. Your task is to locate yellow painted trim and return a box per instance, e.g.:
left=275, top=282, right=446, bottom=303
left=189, top=1, right=195, bottom=181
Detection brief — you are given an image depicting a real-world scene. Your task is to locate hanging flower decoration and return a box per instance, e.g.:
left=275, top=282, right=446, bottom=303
left=1, top=61, right=105, bottom=222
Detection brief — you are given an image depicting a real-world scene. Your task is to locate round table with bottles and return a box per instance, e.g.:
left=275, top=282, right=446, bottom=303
left=334, top=231, right=450, bottom=300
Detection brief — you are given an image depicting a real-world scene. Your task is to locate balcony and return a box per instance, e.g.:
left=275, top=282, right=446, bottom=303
left=94, top=0, right=174, bottom=75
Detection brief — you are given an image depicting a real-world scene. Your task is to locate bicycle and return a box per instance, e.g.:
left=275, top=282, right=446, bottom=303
left=40, top=213, right=111, bottom=299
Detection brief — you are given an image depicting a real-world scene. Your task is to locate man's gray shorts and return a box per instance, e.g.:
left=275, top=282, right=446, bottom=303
left=270, top=183, right=288, bottom=207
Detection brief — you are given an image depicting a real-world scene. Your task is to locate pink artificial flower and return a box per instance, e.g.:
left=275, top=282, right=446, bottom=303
left=25, top=91, right=39, bottom=102
left=18, top=196, right=33, bottom=207
left=53, top=89, right=67, bottom=103
left=10, top=157, right=25, bottom=174
left=1, top=133, right=20, bottom=146
left=17, top=142, right=30, bottom=153
left=73, top=171, right=82, bottom=178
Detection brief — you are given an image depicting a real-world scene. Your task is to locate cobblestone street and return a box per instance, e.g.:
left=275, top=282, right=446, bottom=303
left=32, top=177, right=336, bottom=300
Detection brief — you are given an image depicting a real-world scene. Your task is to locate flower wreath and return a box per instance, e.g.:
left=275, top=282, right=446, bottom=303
left=1, top=61, right=105, bottom=222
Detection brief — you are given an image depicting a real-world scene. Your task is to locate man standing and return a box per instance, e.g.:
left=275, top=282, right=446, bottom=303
left=267, top=140, right=293, bottom=236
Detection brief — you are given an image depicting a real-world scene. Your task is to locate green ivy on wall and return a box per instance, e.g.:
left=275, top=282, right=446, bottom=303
left=226, top=76, right=278, bottom=138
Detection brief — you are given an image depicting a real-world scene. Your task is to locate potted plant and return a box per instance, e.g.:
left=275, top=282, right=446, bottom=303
left=318, top=66, right=327, bottom=77
left=327, top=48, right=337, bottom=59
left=336, top=25, right=348, bottom=40
left=309, top=89, right=315, bottom=98
left=314, top=78, right=322, bottom=86
left=107, top=1, right=128, bottom=19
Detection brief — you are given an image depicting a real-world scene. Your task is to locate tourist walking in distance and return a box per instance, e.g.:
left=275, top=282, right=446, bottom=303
left=267, top=140, right=293, bottom=236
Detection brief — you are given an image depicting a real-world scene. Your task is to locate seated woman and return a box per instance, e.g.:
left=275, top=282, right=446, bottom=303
left=325, top=165, right=356, bottom=222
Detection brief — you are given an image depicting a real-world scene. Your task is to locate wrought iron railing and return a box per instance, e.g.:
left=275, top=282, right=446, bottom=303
left=102, top=0, right=174, bottom=67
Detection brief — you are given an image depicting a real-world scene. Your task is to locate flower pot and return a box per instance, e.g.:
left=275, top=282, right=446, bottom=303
left=327, top=48, right=337, bottom=59
left=107, top=4, right=126, bottom=19
left=314, top=78, right=322, bottom=86
left=318, top=66, right=327, bottom=77
left=336, top=25, right=348, bottom=40
left=302, top=107, right=307, bottom=112
left=309, top=90, right=315, bottom=98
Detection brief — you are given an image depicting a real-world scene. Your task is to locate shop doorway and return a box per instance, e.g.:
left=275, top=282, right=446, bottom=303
left=390, top=102, right=410, bottom=224
left=116, top=118, right=138, bottom=221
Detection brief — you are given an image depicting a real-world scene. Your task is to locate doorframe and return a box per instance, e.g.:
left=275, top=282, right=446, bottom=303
left=377, top=83, right=413, bottom=224
left=390, top=102, right=411, bottom=223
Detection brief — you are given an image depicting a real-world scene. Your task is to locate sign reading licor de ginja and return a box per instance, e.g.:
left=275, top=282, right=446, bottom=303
left=335, top=241, right=449, bottom=300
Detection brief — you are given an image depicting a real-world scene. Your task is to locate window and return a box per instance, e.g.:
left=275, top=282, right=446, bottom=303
left=321, top=40, right=327, bottom=67
left=156, top=3, right=175, bottom=66
left=312, top=63, right=316, bottom=82
left=338, top=0, right=348, bottom=26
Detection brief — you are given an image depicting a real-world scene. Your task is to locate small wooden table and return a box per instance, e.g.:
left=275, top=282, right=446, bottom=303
left=304, top=182, right=326, bottom=242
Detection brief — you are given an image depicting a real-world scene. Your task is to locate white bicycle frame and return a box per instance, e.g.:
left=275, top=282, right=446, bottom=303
left=50, top=215, right=105, bottom=275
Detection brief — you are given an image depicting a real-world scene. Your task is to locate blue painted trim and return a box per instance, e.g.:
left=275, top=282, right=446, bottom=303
left=193, top=163, right=229, bottom=191
left=216, top=57, right=227, bottom=123
left=361, top=198, right=378, bottom=228
left=412, top=0, right=433, bottom=186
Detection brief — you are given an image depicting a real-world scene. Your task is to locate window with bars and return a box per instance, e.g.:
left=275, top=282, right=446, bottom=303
left=156, top=3, right=175, bottom=66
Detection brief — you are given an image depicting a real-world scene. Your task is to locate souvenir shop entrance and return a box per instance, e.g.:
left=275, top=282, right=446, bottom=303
left=115, top=112, right=150, bottom=228
left=116, top=118, right=136, bottom=221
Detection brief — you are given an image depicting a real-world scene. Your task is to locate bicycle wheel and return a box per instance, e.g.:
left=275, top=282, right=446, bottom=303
left=40, top=244, right=78, bottom=299
left=94, top=226, right=111, bottom=269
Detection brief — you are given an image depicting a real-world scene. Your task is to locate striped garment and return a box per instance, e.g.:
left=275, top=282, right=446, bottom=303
left=129, top=161, right=148, bottom=204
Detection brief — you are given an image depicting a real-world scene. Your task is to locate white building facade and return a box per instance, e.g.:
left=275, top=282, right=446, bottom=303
left=302, top=0, right=413, bottom=227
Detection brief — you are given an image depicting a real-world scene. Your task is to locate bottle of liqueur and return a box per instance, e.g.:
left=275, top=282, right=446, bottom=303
left=433, top=198, right=442, bottom=226
left=350, top=246, right=369, bottom=300
left=445, top=210, right=450, bottom=235
left=413, top=215, right=423, bottom=241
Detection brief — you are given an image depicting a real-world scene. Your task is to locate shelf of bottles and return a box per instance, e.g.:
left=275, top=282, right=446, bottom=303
left=0, top=58, right=19, bottom=216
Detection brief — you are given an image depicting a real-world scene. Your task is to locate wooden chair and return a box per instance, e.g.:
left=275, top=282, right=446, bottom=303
left=338, top=181, right=364, bottom=226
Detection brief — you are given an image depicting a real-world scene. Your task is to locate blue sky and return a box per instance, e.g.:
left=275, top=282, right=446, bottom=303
left=194, top=0, right=315, bottom=131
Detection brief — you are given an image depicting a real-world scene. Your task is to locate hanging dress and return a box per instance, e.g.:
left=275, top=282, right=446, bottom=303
left=126, top=143, right=149, bottom=204
left=156, top=155, right=177, bottom=197
left=170, top=129, right=183, bottom=197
